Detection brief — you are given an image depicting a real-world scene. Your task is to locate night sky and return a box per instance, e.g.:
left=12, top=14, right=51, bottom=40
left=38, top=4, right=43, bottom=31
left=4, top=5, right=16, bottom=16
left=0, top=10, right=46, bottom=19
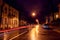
left=3, top=0, right=60, bottom=23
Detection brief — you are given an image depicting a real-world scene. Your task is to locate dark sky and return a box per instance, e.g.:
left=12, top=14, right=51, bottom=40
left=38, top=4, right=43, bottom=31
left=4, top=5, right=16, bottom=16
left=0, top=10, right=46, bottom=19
left=3, top=0, right=60, bottom=23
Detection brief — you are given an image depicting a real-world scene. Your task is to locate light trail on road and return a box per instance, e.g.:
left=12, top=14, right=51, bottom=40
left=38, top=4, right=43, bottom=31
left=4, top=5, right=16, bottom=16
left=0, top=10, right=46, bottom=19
left=0, top=26, right=29, bottom=32
left=0, top=26, right=29, bottom=40
left=35, top=25, right=39, bottom=34
left=29, top=24, right=40, bottom=40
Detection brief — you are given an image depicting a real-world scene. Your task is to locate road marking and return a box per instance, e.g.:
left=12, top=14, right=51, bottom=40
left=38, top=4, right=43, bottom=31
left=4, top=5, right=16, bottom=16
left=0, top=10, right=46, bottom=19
left=9, top=31, right=28, bottom=40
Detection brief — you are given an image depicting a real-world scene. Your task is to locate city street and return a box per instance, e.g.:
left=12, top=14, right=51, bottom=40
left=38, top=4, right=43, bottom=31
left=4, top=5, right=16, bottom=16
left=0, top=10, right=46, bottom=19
left=12, top=24, right=60, bottom=40
left=0, top=0, right=60, bottom=40
left=0, top=24, right=60, bottom=40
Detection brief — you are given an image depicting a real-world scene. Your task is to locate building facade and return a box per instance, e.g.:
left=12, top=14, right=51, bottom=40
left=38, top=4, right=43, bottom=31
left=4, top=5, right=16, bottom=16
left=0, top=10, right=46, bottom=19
left=46, top=4, right=60, bottom=23
left=53, top=4, right=60, bottom=20
left=0, top=0, right=19, bottom=29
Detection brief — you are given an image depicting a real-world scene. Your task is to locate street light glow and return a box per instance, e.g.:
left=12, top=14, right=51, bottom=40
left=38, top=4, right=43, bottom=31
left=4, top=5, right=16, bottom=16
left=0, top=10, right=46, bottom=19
left=56, top=14, right=58, bottom=18
left=29, top=25, right=39, bottom=40
left=32, top=12, right=36, bottom=17
left=36, top=19, right=38, bottom=23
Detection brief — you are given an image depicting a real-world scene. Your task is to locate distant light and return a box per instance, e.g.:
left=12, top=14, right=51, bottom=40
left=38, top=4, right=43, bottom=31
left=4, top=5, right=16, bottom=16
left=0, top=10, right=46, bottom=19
left=56, top=14, right=58, bottom=18
left=32, top=12, right=36, bottom=17
left=36, top=19, right=38, bottom=23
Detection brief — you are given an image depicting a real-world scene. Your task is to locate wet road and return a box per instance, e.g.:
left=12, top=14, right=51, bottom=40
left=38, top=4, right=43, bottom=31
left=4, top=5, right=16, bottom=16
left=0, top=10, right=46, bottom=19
left=13, top=25, right=60, bottom=40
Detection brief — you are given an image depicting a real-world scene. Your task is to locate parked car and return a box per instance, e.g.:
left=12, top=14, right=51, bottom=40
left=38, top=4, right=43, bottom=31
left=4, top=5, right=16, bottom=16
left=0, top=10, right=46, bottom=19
left=42, top=24, right=52, bottom=30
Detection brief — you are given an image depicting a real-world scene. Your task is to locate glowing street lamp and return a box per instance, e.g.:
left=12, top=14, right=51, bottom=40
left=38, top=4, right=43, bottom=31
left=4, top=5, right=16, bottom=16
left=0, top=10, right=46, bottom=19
left=32, top=12, right=36, bottom=17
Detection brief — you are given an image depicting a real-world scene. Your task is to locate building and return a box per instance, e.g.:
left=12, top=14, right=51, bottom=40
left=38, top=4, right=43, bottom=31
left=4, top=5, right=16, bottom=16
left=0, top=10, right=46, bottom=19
left=54, top=4, right=60, bottom=20
left=0, top=0, right=20, bottom=40
left=46, top=4, right=60, bottom=23
left=0, top=0, right=19, bottom=29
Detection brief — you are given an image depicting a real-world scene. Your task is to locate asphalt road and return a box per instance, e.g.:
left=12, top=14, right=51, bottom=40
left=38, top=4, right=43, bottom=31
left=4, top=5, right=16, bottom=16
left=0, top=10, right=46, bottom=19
left=13, top=24, right=60, bottom=40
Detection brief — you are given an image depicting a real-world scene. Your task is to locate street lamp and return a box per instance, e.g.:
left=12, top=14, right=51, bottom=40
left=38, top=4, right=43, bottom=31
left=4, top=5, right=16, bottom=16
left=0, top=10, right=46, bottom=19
left=31, top=12, right=36, bottom=17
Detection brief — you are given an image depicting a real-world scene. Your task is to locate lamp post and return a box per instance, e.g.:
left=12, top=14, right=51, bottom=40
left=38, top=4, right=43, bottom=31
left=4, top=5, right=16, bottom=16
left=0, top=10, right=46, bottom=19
left=31, top=12, right=39, bottom=24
